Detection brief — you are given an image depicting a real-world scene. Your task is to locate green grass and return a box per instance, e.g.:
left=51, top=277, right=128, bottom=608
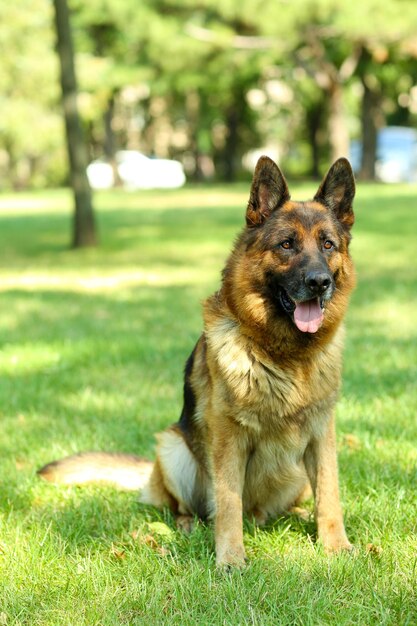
left=0, top=182, right=416, bottom=625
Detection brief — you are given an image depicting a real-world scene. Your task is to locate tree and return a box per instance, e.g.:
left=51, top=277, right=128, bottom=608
left=297, top=0, right=417, bottom=177
left=53, top=0, right=97, bottom=247
left=0, top=0, right=64, bottom=189
left=3, top=0, right=417, bottom=187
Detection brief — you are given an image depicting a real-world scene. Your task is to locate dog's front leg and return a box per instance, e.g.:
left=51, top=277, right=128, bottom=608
left=210, top=421, right=248, bottom=568
left=304, top=413, right=352, bottom=552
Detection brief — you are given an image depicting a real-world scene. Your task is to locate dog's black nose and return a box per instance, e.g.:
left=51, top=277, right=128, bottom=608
left=305, top=271, right=332, bottom=295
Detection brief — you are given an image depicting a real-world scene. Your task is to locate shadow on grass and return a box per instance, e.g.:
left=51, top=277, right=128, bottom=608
left=0, top=268, right=415, bottom=468
left=0, top=284, right=206, bottom=467
left=1, top=186, right=416, bottom=572
left=2, top=184, right=416, bottom=258
left=1, top=284, right=415, bottom=457
left=0, top=203, right=242, bottom=269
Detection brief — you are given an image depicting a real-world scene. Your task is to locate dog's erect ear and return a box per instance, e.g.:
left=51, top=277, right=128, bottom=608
left=246, top=156, right=290, bottom=227
left=314, top=158, right=355, bottom=229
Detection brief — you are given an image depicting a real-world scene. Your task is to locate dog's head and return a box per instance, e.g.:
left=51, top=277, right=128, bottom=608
left=225, top=156, right=356, bottom=337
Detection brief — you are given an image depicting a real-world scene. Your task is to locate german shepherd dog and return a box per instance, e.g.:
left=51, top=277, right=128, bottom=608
left=39, top=156, right=356, bottom=567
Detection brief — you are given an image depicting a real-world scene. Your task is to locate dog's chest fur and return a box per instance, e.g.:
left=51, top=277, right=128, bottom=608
left=202, top=314, right=345, bottom=517
left=206, top=315, right=343, bottom=439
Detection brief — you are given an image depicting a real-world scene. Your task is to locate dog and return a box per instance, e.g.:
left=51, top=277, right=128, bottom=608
left=39, top=156, right=356, bottom=567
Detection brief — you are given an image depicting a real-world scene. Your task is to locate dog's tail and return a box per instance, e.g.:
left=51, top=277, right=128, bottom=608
left=38, top=452, right=154, bottom=491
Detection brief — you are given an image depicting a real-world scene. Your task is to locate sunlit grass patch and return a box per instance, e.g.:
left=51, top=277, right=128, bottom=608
left=0, top=182, right=416, bottom=624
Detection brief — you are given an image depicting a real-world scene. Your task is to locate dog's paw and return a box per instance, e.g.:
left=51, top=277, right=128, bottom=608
left=216, top=544, right=247, bottom=570
left=322, top=536, right=354, bottom=554
left=288, top=505, right=312, bottom=522
left=249, top=508, right=268, bottom=526
left=176, top=515, right=195, bottom=534
left=318, top=519, right=353, bottom=554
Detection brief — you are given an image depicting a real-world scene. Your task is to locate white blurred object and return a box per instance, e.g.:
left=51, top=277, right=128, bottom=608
left=350, top=127, right=417, bottom=183
left=242, top=146, right=281, bottom=172
left=86, top=160, right=114, bottom=189
left=87, top=151, right=186, bottom=190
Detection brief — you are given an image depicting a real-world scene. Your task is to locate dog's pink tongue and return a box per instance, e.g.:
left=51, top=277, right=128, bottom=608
left=294, top=299, right=323, bottom=333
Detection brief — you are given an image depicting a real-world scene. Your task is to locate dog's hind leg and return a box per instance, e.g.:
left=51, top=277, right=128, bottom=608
left=288, top=481, right=313, bottom=520
left=176, top=515, right=195, bottom=534
left=140, top=456, right=179, bottom=511
left=141, top=426, right=206, bottom=519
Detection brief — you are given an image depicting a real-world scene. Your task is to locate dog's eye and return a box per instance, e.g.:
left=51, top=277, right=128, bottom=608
left=323, top=240, right=335, bottom=250
left=280, top=240, right=293, bottom=250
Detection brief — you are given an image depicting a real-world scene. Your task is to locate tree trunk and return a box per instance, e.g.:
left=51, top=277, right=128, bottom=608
left=186, top=91, right=203, bottom=181
left=223, top=106, right=239, bottom=182
left=103, top=93, right=122, bottom=186
left=359, top=78, right=381, bottom=180
left=53, top=0, right=97, bottom=248
left=103, top=94, right=116, bottom=160
left=328, top=82, right=350, bottom=162
left=306, top=102, right=323, bottom=178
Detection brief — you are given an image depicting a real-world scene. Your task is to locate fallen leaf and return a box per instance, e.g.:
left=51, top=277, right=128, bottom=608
left=366, top=543, right=383, bottom=556
left=131, top=531, right=171, bottom=557
left=146, top=521, right=175, bottom=538
left=110, top=544, right=126, bottom=560
left=342, top=434, right=361, bottom=450
left=141, top=534, right=159, bottom=549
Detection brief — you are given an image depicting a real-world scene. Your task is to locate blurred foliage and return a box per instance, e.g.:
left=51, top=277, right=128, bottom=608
left=0, top=0, right=417, bottom=188
left=0, top=0, right=66, bottom=188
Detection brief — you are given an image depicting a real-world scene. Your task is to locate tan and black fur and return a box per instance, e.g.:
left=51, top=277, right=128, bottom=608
left=39, top=156, right=356, bottom=567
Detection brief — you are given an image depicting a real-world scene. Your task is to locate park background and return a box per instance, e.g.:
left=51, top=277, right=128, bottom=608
left=0, top=1, right=416, bottom=624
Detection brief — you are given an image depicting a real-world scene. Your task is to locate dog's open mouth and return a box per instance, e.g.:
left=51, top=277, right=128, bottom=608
left=279, top=289, right=325, bottom=334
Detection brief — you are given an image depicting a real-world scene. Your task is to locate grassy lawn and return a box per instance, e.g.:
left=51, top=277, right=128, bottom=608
left=0, top=182, right=416, bottom=625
